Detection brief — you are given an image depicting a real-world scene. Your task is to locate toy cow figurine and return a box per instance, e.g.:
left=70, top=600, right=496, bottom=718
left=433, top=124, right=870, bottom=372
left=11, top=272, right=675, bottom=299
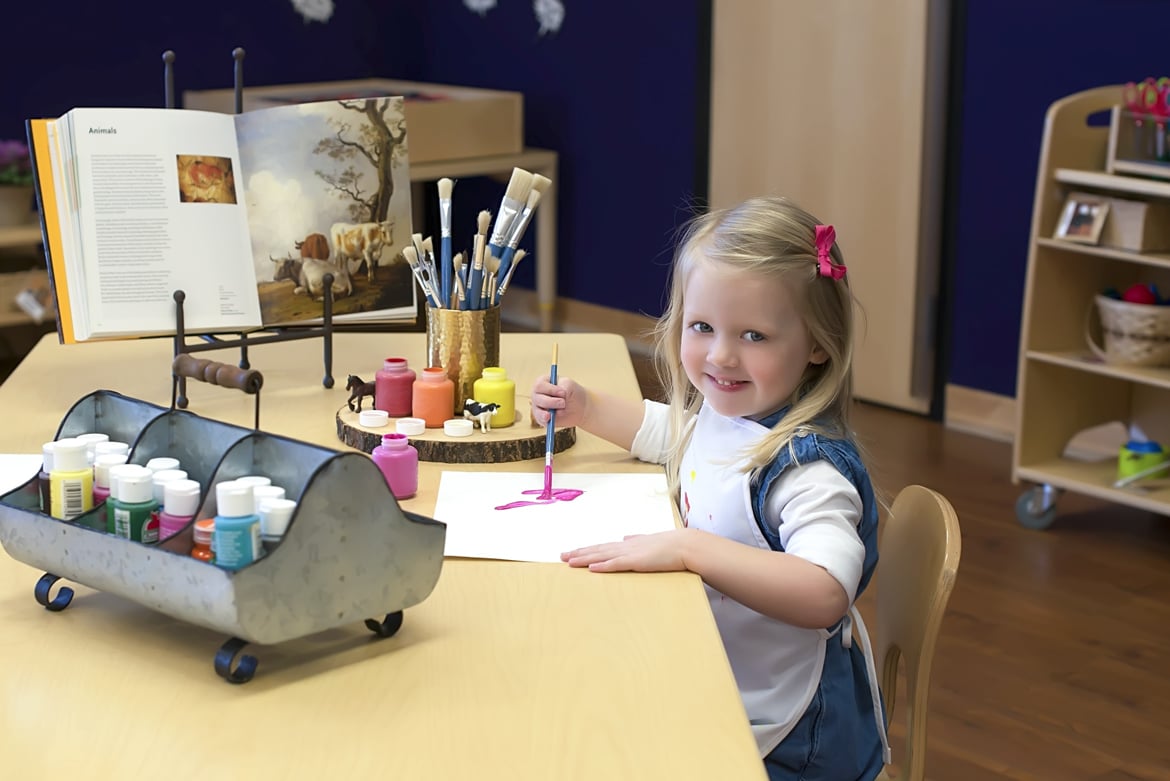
left=463, top=399, right=501, bottom=432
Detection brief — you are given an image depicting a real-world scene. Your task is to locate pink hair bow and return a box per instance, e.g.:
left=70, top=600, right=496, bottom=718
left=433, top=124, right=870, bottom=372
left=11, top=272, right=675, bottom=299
left=815, top=224, right=846, bottom=280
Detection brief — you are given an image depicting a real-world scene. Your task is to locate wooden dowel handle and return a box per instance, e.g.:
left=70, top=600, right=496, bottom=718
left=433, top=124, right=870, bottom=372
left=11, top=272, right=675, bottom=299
left=172, top=354, right=263, bottom=395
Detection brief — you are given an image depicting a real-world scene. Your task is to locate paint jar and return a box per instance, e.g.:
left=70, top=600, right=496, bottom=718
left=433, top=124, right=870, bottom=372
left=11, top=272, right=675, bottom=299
left=191, top=518, right=215, bottom=562
left=259, top=497, right=297, bottom=552
left=111, top=467, right=158, bottom=542
left=75, top=432, right=109, bottom=466
left=93, top=440, right=130, bottom=460
left=158, top=478, right=202, bottom=542
left=372, top=433, right=418, bottom=499
left=472, top=366, right=516, bottom=428
left=213, top=481, right=262, bottom=570
left=375, top=357, right=416, bottom=417
left=93, top=452, right=128, bottom=506
left=251, top=484, right=286, bottom=516
left=413, top=367, right=456, bottom=428
left=425, top=304, right=500, bottom=415
left=49, top=438, right=94, bottom=521
left=38, top=441, right=54, bottom=513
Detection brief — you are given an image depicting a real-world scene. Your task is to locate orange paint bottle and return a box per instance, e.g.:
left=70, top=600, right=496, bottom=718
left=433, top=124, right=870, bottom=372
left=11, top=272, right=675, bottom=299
left=412, top=367, right=455, bottom=428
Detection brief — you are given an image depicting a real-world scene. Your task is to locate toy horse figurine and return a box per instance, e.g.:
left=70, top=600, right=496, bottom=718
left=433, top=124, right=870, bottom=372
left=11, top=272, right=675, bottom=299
left=346, top=374, right=376, bottom=412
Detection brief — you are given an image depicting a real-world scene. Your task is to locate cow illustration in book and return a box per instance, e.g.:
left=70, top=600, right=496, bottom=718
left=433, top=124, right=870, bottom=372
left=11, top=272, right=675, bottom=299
left=270, top=254, right=352, bottom=301
left=331, top=221, right=395, bottom=283
left=294, top=232, right=331, bottom=261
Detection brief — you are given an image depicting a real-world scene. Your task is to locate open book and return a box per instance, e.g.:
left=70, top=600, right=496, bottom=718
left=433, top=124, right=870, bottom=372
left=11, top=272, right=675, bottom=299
left=27, top=97, right=417, bottom=343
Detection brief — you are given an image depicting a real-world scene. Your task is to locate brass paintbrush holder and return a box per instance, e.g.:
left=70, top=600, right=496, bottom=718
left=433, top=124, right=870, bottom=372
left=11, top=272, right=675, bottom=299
left=425, top=305, right=500, bottom=415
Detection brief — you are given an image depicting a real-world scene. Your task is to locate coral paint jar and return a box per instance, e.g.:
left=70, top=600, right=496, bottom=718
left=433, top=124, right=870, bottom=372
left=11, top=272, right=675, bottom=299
left=412, top=367, right=455, bottom=428
left=375, top=357, right=415, bottom=417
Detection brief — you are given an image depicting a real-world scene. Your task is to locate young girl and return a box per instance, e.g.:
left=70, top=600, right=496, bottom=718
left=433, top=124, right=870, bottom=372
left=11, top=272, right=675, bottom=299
left=531, top=196, right=890, bottom=780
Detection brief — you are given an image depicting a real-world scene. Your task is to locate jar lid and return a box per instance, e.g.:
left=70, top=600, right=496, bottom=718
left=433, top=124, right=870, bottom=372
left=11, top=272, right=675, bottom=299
left=152, top=468, right=189, bottom=503
left=145, top=456, right=181, bottom=473
left=164, top=478, right=202, bottom=516
left=444, top=419, right=473, bottom=437
left=41, top=441, right=55, bottom=471
left=94, top=441, right=130, bottom=457
left=235, top=475, right=272, bottom=489
left=93, top=453, right=129, bottom=488
left=119, top=470, right=154, bottom=504
left=396, top=417, right=426, bottom=436
left=107, top=464, right=150, bottom=501
left=51, top=438, right=88, bottom=473
left=215, top=480, right=254, bottom=518
left=360, top=409, right=390, bottom=428
left=259, top=498, right=297, bottom=538
left=481, top=366, right=507, bottom=380
left=251, top=484, right=286, bottom=515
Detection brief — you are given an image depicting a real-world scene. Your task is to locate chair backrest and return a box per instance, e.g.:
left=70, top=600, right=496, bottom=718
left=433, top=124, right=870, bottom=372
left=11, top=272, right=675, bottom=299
left=875, top=484, right=962, bottom=781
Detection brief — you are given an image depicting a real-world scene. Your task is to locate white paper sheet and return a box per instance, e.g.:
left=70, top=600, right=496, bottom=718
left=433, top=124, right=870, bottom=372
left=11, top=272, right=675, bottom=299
left=0, top=454, right=43, bottom=496
left=431, top=471, right=679, bottom=563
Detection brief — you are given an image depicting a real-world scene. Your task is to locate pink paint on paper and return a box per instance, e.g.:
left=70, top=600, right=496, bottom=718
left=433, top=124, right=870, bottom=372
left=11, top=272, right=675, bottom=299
left=494, top=487, right=584, bottom=511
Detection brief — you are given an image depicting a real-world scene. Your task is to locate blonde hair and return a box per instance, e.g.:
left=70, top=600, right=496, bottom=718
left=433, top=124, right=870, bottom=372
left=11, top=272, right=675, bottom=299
left=651, top=196, right=858, bottom=494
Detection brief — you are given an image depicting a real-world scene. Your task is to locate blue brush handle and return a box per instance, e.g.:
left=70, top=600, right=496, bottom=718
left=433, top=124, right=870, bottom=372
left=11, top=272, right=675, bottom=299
left=545, top=362, right=558, bottom=455
left=493, top=246, right=517, bottom=306
left=467, top=264, right=483, bottom=311
left=440, top=236, right=452, bottom=308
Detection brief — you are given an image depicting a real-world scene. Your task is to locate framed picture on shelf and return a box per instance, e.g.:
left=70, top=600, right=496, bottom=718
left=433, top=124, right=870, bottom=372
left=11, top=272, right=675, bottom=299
left=1054, top=192, right=1109, bottom=244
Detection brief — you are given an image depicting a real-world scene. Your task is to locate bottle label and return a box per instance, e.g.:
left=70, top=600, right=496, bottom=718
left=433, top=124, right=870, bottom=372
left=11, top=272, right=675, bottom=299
left=61, top=479, right=85, bottom=520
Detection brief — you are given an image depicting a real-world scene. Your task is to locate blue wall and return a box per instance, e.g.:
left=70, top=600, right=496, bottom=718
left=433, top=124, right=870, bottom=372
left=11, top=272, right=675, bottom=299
left=3, top=0, right=704, bottom=321
left=949, top=0, right=1170, bottom=396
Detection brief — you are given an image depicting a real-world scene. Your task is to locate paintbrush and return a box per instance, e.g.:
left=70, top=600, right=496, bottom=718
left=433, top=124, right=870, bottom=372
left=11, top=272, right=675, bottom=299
left=496, top=248, right=527, bottom=301
left=487, top=168, right=534, bottom=258
left=483, top=255, right=501, bottom=310
left=403, top=245, right=438, bottom=308
left=493, top=187, right=543, bottom=305
left=540, top=342, right=559, bottom=500
left=452, top=251, right=466, bottom=309
left=437, top=177, right=454, bottom=307
left=467, top=210, right=491, bottom=310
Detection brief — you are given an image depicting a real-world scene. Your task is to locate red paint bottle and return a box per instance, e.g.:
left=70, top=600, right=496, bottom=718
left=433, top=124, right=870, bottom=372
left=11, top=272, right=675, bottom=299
left=375, top=357, right=416, bottom=417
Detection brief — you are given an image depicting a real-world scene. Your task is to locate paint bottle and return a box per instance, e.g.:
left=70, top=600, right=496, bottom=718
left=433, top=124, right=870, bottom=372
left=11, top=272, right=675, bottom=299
left=93, top=440, right=130, bottom=460
left=38, top=441, right=54, bottom=513
left=473, top=366, right=516, bottom=428
left=105, top=463, right=142, bottom=533
left=213, top=481, right=262, bottom=570
left=49, top=438, right=94, bottom=521
left=111, top=467, right=158, bottom=542
left=259, top=497, right=297, bottom=552
left=158, top=478, right=202, bottom=542
left=375, top=357, right=416, bottom=417
left=371, top=433, right=418, bottom=499
left=234, top=475, right=272, bottom=493
left=191, top=517, right=215, bottom=563
left=413, top=366, right=455, bottom=428
left=252, top=484, right=286, bottom=515
left=92, top=452, right=128, bottom=506
left=75, top=432, right=110, bottom=466
left=145, top=456, right=181, bottom=474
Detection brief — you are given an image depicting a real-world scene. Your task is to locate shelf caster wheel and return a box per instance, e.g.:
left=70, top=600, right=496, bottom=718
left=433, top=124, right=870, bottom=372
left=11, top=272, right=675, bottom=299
left=214, top=637, right=258, bottom=684
left=1016, top=485, right=1060, bottom=530
left=34, top=573, right=74, bottom=611
left=365, top=611, right=404, bottom=638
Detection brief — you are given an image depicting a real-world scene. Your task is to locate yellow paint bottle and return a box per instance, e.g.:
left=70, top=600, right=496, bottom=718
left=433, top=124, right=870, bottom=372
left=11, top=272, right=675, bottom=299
left=472, top=366, right=516, bottom=428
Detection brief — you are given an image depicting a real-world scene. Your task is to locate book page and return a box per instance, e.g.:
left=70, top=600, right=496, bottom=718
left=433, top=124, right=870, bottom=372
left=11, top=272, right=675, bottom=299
left=232, top=97, right=416, bottom=326
left=65, top=108, right=261, bottom=340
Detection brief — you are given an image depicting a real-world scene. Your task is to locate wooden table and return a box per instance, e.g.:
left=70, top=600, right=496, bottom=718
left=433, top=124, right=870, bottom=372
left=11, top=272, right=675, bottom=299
left=0, top=332, right=763, bottom=780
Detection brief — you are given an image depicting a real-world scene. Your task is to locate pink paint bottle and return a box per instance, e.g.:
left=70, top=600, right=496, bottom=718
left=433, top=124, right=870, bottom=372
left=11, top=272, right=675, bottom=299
left=375, top=357, right=416, bottom=417
left=158, top=478, right=202, bottom=542
left=371, top=433, right=418, bottom=499
left=92, top=452, right=128, bottom=506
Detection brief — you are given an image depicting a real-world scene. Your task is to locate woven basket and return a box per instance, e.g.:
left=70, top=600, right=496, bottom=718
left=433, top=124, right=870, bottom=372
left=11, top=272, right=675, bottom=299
left=1088, top=294, right=1170, bottom=367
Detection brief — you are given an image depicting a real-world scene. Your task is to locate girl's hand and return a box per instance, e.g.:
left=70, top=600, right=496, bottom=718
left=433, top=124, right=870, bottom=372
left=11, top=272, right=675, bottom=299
left=561, top=529, right=693, bottom=573
left=531, top=375, right=589, bottom=428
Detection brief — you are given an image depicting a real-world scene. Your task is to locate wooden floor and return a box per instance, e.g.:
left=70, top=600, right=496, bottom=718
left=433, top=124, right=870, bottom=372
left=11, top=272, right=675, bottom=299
left=630, top=355, right=1170, bottom=781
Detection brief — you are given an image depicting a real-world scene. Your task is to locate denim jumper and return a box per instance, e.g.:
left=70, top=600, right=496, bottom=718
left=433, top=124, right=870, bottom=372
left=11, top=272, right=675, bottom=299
left=678, top=403, right=888, bottom=780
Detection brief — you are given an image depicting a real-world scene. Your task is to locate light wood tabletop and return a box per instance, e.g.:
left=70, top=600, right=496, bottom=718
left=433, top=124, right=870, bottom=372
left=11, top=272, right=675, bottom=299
left=0, top=331, right=763, bottom=780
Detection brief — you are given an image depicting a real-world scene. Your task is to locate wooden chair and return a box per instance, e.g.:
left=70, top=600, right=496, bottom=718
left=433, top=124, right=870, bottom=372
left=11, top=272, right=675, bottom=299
left=875, top=485, right=962, bottom=781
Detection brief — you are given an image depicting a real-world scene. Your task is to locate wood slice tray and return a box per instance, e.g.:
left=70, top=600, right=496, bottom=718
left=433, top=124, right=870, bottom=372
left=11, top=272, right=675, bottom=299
left=335, top=406, right=576, bottom=464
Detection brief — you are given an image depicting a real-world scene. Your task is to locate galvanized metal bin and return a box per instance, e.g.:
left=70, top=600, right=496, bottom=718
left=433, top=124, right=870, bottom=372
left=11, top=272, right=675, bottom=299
left=0, top=390, right=446, bottom=682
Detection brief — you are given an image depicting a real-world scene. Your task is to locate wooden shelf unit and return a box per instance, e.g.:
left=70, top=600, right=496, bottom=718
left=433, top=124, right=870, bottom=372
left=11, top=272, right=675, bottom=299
left=1014, top=85, right=1170, bottom=527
